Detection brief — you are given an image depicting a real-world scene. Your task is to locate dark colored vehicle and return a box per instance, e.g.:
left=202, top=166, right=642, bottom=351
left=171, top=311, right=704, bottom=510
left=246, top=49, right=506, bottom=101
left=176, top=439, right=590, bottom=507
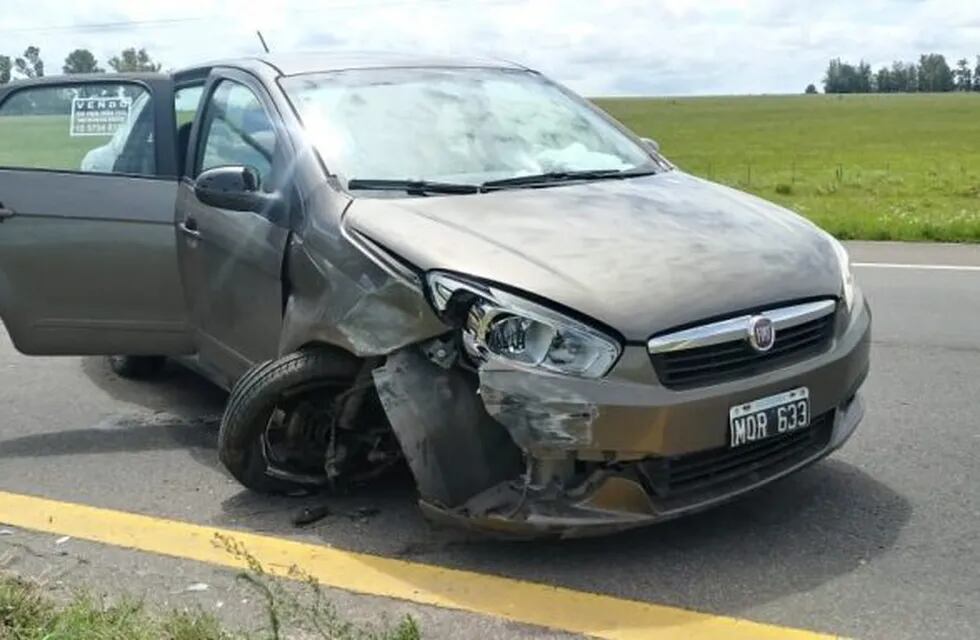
left=0, top=53, right=870, bottom=537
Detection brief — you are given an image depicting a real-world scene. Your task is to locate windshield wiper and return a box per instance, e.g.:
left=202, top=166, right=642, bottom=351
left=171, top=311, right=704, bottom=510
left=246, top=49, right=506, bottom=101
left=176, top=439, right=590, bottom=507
left=347, top=178, right=482, bottom=196
left=482, top=167, right=658, bottom=189
left=346, top=168, right=659, bottom=195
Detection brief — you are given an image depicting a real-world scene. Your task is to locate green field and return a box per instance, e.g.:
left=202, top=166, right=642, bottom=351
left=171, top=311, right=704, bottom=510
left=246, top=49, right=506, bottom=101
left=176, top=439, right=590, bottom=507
left=596, top=93, right=980, bottom=242
left=2, top=95, right=980, bottom=241
left=0, top=114, right=111, bottom=170
left=0, top=108, right=196, bottom=171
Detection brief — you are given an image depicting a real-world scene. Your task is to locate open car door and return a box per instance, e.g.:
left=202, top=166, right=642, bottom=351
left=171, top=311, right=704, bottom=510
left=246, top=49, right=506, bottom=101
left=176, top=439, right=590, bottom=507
left=174, top=68, right=294, bottom=383
left=0, top=74, right=193, bottom=356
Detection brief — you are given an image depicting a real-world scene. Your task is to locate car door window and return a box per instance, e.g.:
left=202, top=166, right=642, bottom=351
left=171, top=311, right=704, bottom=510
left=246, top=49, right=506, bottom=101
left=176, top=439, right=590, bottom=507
left=174, top=84, right=204, bottom=176
left=0, top=83, right=155, bottom=176
left=175, top=85, right=204, bottom=127
left=197, top=81, right=276, bottom=188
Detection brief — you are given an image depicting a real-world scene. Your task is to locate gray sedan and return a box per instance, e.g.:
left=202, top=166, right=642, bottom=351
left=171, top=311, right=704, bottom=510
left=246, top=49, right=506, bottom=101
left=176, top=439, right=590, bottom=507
left=0, top=52, right=870, bottom=537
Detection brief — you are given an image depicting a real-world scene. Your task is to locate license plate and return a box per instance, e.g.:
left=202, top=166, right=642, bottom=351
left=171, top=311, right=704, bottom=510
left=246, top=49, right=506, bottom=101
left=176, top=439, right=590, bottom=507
left=729, top=387, right=810, bottom=449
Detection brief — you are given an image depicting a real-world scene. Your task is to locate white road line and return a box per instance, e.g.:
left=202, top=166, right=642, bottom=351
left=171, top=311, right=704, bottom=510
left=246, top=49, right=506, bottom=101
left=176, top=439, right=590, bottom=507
left=853, top=262, right=980, bottom=272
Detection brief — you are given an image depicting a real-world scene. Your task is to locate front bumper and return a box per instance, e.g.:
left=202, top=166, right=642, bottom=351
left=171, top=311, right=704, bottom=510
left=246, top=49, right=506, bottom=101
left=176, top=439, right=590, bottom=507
left=422, top=294, right=871, bottom=538
left=423, top=391, right=863, bottom=538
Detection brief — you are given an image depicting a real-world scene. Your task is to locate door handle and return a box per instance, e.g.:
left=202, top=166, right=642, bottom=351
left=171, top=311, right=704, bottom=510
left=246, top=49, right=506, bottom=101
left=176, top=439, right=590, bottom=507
left=178, top=218, right=201, bottom=238
left=0, top=203, right=15, bottom=222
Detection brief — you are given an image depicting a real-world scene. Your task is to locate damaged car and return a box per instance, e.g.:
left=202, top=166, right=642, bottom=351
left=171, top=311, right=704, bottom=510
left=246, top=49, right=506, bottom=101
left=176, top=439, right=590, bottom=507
left=0, top=53, right=870, bottom=537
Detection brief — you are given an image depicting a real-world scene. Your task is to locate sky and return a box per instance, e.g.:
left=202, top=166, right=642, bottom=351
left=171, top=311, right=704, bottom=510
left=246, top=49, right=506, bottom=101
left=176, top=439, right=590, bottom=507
left=3, top=0, right=980, bottom=96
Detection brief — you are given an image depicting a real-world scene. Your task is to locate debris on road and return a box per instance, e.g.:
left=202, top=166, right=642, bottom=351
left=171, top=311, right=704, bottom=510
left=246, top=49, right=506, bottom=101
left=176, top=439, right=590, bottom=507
left=345, top=507, right=381, bottom=522
left=292, top=504, right=332, bottom=527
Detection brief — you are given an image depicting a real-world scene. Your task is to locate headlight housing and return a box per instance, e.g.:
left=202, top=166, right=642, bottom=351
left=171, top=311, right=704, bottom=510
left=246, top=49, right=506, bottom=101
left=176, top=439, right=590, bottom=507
left=426, top=272, right=621, bottom=378
left=828, top=236, right=855, bottom=311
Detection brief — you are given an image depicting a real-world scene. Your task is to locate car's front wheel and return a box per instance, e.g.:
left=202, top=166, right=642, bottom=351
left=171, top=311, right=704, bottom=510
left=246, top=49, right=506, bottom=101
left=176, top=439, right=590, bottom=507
left=107, top=355, right=166, bottom=379
left=218, top=348, right=362, bottom=495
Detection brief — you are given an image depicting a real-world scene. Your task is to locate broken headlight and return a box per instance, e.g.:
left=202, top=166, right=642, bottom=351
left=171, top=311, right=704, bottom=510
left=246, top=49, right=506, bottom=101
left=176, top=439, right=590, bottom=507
left=426, top=272, right=620, bottom=378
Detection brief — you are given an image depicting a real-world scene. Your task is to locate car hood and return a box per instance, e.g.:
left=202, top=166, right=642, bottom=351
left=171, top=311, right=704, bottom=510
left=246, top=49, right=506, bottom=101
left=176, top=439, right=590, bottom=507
left=345, top=171, right=842, bottom=341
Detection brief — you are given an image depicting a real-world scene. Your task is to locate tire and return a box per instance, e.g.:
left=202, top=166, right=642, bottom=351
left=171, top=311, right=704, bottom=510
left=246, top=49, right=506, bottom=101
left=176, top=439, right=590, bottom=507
left=107, top=355, right=166, bottom=379
left=218, top=348, right=361, bottom=495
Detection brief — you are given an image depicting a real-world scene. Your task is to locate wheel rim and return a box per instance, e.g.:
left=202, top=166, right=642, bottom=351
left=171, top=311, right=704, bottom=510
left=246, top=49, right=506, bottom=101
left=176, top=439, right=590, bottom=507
left=258, top=380, right=346, bottom=487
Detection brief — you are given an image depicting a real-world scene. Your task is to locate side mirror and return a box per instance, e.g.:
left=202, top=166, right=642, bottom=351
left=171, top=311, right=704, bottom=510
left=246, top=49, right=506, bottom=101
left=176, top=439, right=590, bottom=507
left=640, top=137, right=661, bottom=154
left=194, top=165, right=280, bottom=215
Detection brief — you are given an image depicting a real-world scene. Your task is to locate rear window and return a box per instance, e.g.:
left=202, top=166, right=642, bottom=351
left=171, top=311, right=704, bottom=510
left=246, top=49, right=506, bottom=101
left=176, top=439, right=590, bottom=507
left=0, top=82, right=156, bottom=176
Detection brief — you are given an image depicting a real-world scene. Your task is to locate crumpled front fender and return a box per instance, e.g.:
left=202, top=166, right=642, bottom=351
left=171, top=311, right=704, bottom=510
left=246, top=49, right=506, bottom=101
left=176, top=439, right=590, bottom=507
left=372, top=347, right=523, bottom=508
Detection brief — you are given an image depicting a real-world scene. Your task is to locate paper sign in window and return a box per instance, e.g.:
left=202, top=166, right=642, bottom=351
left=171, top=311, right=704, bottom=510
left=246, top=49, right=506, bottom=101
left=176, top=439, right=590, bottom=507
left=69, top=96, right=132, bottom=137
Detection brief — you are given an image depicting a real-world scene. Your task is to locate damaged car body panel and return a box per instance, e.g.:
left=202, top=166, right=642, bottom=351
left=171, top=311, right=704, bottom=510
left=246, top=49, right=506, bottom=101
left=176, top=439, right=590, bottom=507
left=0, top=52, right=872, bottom=538
left=343, top=171, right=841, bottom=341
left=277, top=217, right=450, bottom=358
left=369, top=283, right=868, bottom=537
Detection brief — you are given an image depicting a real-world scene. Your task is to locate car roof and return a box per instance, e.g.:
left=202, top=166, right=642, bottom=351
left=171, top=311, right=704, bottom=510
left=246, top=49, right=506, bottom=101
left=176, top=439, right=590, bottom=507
left=1, top=72, right=169, bottom=88
left=180, top=51, right=527, bottom=78
left=2, top=53, right=531, bottom=89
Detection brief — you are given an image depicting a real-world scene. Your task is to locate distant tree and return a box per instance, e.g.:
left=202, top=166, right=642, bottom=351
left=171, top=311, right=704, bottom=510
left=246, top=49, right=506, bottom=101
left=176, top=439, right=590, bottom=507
left=874, top=66, right=893, bottom=92
left=805, top=83, right=818, bottom=94
left=823, top=58, right=839, bottom=92
left=824, top=58, right=850, bottom=93
left=974, top=56, right=980, bottom=91
left=823, top=58, right=875, bottom=93
left=0, top=55, right=10, bottom=84
left=953, top=58, right=972, bottom=91
left=62, top=49, right=103, bottom=74
left=14, top=46, right=44, bottom=79
left=889, top=61, right=918, bottom=92
left=108, top=48, right=162, bottom=72
left=906, top=63, right=919, bottom=91
left=856, top=60, right=873, bottom=92
left=917, top=53, right=954, bottom=92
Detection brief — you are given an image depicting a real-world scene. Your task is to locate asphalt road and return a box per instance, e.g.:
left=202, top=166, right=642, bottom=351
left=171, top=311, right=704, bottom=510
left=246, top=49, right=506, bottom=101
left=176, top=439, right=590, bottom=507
left=1, top=241, right=978, bottom=639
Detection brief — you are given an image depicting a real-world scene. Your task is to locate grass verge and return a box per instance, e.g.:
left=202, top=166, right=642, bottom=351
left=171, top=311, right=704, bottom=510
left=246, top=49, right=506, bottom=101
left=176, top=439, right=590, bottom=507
left=0, top=566, right=420, bottom=640
left=0, top=574, right=231, bottom=640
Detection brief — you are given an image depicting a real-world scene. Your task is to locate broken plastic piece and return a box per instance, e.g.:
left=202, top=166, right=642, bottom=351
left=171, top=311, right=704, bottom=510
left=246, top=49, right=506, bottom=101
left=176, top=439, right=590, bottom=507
left=477, top=361, right=599, bottom=450
left=373, top=346, right=522, bottom=508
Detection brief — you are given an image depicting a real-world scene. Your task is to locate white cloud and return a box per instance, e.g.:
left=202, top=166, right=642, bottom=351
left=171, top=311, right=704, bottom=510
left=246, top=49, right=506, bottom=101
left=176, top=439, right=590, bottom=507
left=2, top=0, right=980, bottom=95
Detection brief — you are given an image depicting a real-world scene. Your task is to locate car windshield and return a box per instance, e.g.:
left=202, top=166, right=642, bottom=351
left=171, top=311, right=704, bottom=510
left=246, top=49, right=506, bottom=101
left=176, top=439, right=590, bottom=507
left=280, top=67, right=657, bottom=188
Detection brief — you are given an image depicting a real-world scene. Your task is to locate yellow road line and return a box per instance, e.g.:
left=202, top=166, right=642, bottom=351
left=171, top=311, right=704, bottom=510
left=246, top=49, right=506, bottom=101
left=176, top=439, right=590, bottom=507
left=0, top=490, right=836, bottom=639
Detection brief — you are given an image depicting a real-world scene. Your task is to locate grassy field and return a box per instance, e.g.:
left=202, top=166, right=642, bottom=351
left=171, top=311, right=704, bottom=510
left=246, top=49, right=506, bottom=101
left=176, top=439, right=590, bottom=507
left=2, top=95, right=979, bottom=241
left=0, top=114, right=111, bottom=170
left=0, top=108, right=195, bottom=171
left=596, top=93, right=980, bottom=242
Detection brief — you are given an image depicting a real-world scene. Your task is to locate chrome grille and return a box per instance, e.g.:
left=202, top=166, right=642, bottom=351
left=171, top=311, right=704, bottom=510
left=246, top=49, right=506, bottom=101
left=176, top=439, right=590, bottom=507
left=648, top=300, right=837, bottom=389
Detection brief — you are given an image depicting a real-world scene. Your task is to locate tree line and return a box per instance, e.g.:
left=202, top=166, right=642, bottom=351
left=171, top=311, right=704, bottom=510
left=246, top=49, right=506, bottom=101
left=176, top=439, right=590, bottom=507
left=0, top=46, right=162, bottom=84
left=815, top=53, right=980, bottom=94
